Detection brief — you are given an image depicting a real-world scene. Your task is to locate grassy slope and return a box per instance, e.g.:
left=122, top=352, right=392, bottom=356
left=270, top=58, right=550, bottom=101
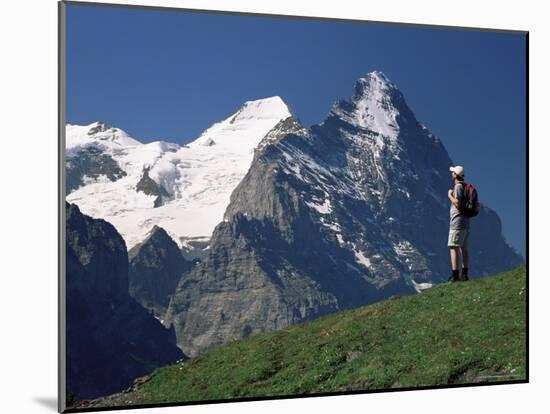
left=88, top=266, right=526, bottom=408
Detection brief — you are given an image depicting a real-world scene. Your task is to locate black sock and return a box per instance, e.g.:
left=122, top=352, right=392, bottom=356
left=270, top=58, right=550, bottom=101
left=462, top=267, right=468, bottom=276
left=452, top=270, right=459, bottom=278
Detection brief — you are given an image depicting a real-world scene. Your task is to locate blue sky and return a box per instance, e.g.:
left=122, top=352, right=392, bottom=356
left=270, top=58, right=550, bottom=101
left=65, top=3, right=527, bottom=256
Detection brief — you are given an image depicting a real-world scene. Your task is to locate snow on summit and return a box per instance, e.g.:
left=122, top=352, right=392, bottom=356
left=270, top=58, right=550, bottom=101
left=66, top=122, right=141, bottom=152
left=66, top=97, right=292, bottom=250
left=191, top=96, right=291, bottom=148
left=330, top=71, right=401, bottom=141
left=353, top=72, right=400, bottom=140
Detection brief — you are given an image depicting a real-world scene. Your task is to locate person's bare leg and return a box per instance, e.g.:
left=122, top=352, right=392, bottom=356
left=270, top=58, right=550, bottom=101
left=449, top=247, right=459, bottom=271
left=449, top=247, right=460, bottom=281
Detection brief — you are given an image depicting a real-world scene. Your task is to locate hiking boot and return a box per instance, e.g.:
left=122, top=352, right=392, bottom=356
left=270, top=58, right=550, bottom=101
left=460, top=268, right=469, bottom=281
left=448, top=273, right=459, bottom=283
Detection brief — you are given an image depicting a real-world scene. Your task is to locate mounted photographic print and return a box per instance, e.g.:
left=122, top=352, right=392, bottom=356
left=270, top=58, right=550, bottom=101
left=58, top=1, right=528, bottom=412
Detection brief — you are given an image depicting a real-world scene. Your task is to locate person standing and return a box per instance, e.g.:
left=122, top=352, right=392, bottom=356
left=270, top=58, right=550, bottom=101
left=447, top=165, right=470, bottom=282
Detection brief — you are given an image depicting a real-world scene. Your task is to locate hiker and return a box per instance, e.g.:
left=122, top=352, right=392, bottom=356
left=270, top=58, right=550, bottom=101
left=447, top=165, right=470, bottom=282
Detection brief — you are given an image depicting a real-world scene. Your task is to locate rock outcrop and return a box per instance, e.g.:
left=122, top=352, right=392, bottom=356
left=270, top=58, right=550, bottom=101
left=128, top=225, right=193, bottom=318
left=65, top=203, right=185, bottom=400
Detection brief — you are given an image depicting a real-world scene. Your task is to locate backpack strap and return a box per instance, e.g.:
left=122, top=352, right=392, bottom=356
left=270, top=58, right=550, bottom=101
left=455, top=181, right=467, bottom=210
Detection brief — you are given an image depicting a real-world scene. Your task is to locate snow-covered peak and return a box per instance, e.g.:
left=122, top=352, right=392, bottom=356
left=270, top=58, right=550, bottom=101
left=66, top=122, right=141, bottom=151
left=352, top=71, right=396, bottom=100
left=190, top=96, right=292, bottom=148
left=329, top=71, right=401, bottom=141
left=230, top=96, right=291, bottom=122
left=87, top=121, right=113, bottom=134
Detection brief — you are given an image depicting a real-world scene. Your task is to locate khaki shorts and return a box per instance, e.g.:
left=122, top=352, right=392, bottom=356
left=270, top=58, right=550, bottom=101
left=448, top=227, right=470, bottom=247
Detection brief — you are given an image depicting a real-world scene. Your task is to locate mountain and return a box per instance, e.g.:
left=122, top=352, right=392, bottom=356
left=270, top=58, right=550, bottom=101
left=164, top=71, right=524, bottom=357
left=128, top=225, right=194, bottom=318
left=65, top=96, right=292, bottom=250
left=78, top=266, right=526, bottom=409
left=65, top=203, right=186, bottom=400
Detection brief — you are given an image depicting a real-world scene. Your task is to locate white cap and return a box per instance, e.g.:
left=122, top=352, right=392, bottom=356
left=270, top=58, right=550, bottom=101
left=449, top=165, right=464, bottom=177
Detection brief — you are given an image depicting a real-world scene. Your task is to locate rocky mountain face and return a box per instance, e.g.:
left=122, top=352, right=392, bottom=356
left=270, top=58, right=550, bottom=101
left=65, top=203, right=186, bottom=400
left=66, top=145, right=127, bottom=194
left=128, top=225, right=194, bottom=318
left=180, top=237, right=211, bottom=262
left=165, top=71, right=523, bottom=357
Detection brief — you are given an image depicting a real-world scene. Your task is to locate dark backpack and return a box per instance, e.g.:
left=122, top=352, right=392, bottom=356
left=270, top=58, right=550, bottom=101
left=459, top=182, right=480, bottom=218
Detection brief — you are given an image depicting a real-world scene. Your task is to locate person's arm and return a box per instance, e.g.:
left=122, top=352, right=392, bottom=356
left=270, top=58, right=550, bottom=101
left=448, top=187, right=460, bottom=207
